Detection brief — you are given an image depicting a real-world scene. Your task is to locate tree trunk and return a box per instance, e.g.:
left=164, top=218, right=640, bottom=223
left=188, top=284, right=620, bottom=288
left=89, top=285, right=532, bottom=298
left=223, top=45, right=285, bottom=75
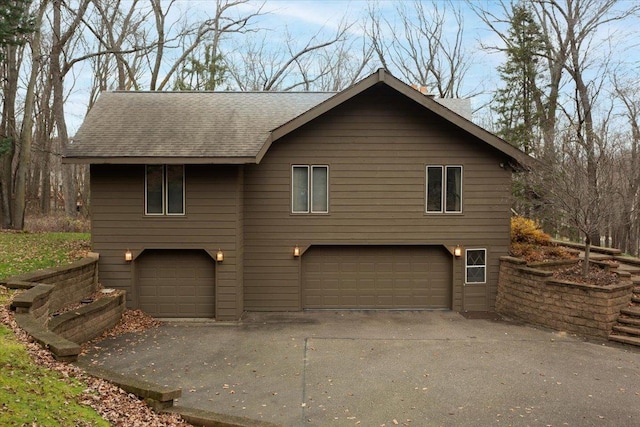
left=14, top=3, right=45, bottom=229
left=51, top=0, right=76, bottom=217
left=583, top=235, right=591, bottom=278
left=0, top=44, right=19, bottom=228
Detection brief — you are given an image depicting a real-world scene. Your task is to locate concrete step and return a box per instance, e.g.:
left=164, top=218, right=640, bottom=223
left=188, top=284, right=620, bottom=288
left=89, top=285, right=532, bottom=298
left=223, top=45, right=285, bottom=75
left=614, top=255, right=640, bottom=266
left=621, top=307, right=640, bottom=317
left=612, top=324, right=640, bottom=337
left=609, top=334, right=640, bottom=347
left=618, top=316, right=640, bottom=327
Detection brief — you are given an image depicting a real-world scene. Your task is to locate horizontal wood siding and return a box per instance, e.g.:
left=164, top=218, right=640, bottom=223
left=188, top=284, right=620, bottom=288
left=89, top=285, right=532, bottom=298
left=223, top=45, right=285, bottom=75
left=244, top=85, right=512, bottom=311
left=91, top=164, right=241, bottom=320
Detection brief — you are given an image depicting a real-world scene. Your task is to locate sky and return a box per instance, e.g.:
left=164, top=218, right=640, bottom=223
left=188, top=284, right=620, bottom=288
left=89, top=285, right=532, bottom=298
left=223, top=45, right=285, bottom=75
left=62, top=0, right=639, bottom=134
left=64, top=0, right=510, bottom=133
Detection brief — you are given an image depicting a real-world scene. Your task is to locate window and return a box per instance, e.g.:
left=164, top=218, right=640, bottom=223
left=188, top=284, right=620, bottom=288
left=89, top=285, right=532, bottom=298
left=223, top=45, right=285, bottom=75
left=292, top=165, right=328, bottom=213
left=145, top=165, right=185, bottom=215
left=465, top=249, right=486, bottom=284
left=426, top=165, right=462, bottom=213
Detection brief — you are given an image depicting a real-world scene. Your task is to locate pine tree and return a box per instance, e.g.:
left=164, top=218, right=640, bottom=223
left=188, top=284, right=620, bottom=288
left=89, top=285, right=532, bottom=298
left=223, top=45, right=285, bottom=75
left=0, top=0, right=35, bottom=60
left=173, top=44, right=227, bottom=91
left=492, top=2, right=546, bottom=156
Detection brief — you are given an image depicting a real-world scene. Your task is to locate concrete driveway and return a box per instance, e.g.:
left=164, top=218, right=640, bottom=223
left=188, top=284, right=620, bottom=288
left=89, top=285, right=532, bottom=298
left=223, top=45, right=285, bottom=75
left=79, top=311, right=640, bottom=426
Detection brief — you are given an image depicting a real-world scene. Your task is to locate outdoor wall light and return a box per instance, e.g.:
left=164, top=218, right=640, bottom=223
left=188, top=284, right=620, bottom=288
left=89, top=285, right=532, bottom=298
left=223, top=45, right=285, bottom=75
left=124, top=249, right=133, bottom=262
left=216, top=249, right=224, bottom=262
left=454, top=245, right=462, bottom=258
left=293, top=245, right=301, bottom=257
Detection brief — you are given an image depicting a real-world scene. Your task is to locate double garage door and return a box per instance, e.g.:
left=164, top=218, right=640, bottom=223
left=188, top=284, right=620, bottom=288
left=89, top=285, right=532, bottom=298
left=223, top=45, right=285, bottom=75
left=136, top=250, right=215, bottom=318
left=303, top=246, right=452, bottom=309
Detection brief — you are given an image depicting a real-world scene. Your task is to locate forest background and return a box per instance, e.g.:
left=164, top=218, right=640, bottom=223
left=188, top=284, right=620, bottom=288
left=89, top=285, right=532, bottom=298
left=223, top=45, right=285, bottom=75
left=1, top=0, right=640, bottom=257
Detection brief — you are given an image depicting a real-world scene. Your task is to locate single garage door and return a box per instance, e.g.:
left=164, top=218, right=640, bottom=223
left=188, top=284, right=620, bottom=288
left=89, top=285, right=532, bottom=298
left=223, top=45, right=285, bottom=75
left=303, top=245, right=451, bottom=309
left=137, top=249, right=215, bottom=317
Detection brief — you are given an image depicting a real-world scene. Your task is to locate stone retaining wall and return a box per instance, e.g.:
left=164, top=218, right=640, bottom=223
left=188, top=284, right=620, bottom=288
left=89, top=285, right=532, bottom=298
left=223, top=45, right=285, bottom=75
left=6, top=254, right=100, bottom=317
left=49, top=291, right=126, bottom=344
left=496, top=256, right=633, bottom=339
left=4, top=254, right=126, bottom=361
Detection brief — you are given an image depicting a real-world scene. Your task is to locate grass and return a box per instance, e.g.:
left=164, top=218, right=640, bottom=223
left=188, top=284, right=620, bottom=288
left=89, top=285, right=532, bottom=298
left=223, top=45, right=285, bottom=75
left=0, top=231, right=90, bottom=279
left=0, top=232, right=108, bottom=426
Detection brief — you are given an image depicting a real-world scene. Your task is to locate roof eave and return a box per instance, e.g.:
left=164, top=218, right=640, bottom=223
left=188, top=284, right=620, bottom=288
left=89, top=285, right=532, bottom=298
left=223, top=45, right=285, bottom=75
left=62, top=156, right=258, bottom=165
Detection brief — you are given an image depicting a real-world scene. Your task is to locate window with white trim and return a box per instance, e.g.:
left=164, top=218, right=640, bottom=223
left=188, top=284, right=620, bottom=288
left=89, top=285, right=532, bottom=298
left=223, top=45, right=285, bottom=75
left=292, top=165, right=328, bottom=213
left=426, top=165, right=462, bottom=213
left=465, top=249, right=486, bottom=284
left=145, top=165, right=185, bottom=215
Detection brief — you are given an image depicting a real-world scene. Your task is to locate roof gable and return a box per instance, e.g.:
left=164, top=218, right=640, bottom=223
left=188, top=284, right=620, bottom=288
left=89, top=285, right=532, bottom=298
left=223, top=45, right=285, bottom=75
left=261, top=69, right=531, bottom=168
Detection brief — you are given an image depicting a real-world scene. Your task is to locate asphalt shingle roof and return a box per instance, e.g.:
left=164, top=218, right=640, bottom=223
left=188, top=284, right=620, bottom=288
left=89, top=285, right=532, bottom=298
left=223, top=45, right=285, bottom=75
left=67, top=91, right=335, bottom=161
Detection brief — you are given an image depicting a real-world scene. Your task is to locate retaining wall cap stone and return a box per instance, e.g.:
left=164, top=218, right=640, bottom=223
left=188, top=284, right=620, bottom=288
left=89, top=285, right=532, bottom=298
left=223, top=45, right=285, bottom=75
left=499, top=256, right=527, bottom=264
left=48, top=293, right=123, bottom=332
left=6, top=257, right=98, bottom=284
left=4, top=280, right=37, bottom=290
left=516, top=266, right=554, bottom=277
left=11, top=284, right=54, bottom=308
left=78, top=363, right=182, bottom=402
left=166, top=406, right=286, bottom=427
left=14, top=313, right=80, bottom=359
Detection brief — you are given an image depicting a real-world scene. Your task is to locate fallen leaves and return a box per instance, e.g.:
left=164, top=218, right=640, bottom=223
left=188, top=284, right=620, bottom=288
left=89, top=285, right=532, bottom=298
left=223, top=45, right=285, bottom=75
left=81, top=308, right=161, bottom=354
left=1, top=286, right=192, bottom=427
left=552, top=261, right=621, bottom=286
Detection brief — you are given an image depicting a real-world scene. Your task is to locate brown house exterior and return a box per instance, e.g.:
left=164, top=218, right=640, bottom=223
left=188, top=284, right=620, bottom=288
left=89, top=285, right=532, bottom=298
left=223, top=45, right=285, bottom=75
left=65, top=69, right=531, bottom=320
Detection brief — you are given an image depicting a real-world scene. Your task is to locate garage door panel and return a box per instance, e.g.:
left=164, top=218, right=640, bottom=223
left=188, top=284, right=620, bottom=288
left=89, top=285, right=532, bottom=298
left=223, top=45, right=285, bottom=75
left=137, top=250, right=215, bottom=318
left=302, top=246, right=451, bottom=309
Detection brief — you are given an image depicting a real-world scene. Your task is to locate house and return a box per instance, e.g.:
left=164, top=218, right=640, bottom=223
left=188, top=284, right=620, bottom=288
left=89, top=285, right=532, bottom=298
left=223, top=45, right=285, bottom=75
left=64, top=69, right=531, bottom=320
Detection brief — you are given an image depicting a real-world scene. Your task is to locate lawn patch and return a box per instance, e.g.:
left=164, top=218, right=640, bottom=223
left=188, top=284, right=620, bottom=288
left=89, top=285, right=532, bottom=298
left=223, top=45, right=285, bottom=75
left=0, top=232, right=90, bottom=280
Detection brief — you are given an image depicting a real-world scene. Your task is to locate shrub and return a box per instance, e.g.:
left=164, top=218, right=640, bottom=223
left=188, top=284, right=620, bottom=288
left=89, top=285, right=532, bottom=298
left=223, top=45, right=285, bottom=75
left=510, top=216, right=574, bottom=262
left=511, top=216, right=551, bottom=245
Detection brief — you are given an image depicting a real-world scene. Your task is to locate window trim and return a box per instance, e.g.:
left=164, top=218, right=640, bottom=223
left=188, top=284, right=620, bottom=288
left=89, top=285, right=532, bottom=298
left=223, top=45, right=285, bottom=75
left=426, top=165, right=443, bottom=213
left=311, top=165, right=329, bottom=214
left=291, top=165, right=310, bottom=213
left=291, top=164, right=329, bottom=214
left=166, top=165, right=185, bottom=216
left=145, top=165, right=165, bottom=216
left=465, top=248, right=487, bottom=284
left=145, top=164, right=185, bottom=216
left=426, top=164, right=463, bottom=214
left=445, top=165, right=463, bottom=214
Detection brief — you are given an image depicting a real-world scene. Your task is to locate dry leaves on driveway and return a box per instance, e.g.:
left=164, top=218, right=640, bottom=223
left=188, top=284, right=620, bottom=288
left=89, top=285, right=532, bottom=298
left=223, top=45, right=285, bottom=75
left=1, top=292, right=192, bottom=427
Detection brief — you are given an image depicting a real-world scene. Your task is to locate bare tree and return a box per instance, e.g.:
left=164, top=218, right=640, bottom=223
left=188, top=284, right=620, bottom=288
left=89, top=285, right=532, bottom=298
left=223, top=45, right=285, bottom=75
left=313, top=33, right=376, bottom=92
left=83, top=0, right=151, bottom=97
left=13, top=1, right=47, bottom=229
left=143, top=0, right=264, bottom=91
left=611, top=75, right=640, bottom=255
left=50, top=0, right=91, bottom=217
left=541, top=117, right=617, bottom=275
left=368, top=0, right=474, bottom=97
left=0, top=41, right=22, bottom=228
left=225, top=18, right=360, bottom=91
left=535, top=0, right=640, bottom=245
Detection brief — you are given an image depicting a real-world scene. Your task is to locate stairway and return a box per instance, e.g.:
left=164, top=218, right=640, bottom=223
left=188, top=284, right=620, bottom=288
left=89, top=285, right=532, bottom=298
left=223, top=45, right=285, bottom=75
left=609, top=260, right=640, bottom=347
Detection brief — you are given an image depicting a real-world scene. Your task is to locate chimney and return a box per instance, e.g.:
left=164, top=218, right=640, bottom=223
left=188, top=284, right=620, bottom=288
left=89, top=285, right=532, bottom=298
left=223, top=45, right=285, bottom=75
left=412, top=84, right=433, bottom=97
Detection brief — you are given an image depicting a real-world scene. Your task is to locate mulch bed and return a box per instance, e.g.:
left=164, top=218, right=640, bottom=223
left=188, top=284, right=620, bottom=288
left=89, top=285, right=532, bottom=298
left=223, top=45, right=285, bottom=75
left=552, top=261, right=621, bottom=286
